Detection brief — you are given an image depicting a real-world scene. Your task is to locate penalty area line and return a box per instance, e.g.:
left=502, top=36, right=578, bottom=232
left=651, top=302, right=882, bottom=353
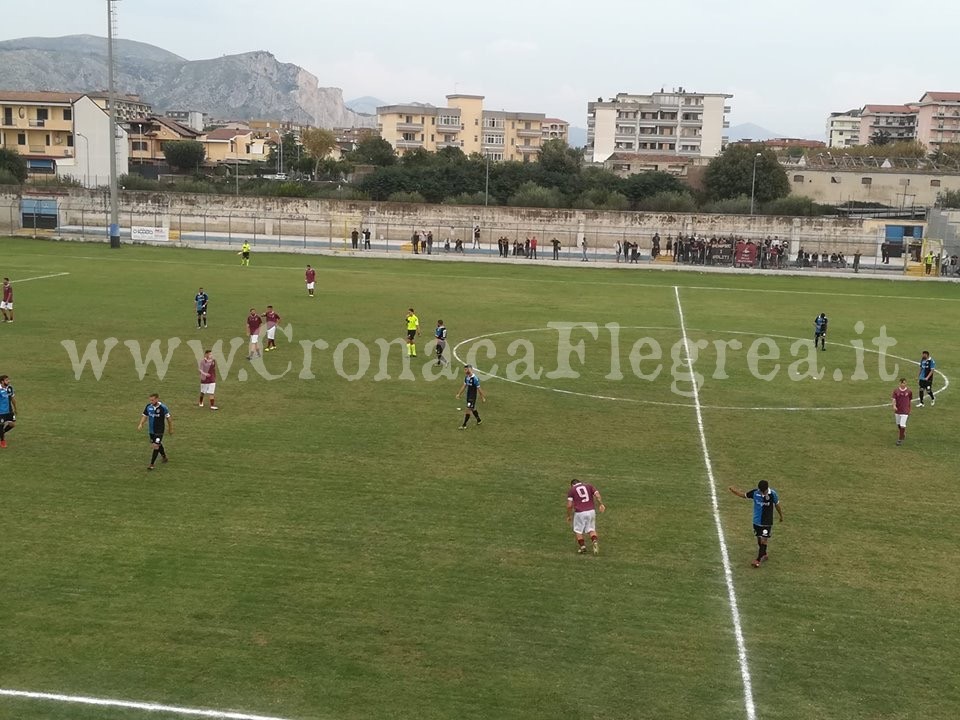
left=0, top=688, right=295, bottom=720
left=11, top=271, right=70, bottom=283
left=673, top=285, right=757, bottom=720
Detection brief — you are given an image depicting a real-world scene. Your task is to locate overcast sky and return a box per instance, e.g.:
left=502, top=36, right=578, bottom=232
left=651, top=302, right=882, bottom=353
left=3, top=0, right=957, bottom=138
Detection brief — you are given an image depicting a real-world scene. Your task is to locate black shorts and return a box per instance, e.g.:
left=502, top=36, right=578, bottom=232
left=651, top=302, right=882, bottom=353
left=919, top=379, right=933, bottom=390
left=0, top=412, right=14, bottom=423
left=466, top=396, right=478, bottom=409
left=815, top=331, right=826, bottom=338
left=753, top=524, right=772, bottom=539
left=436, top=341, right=446, bottom=354
left=242, top=252, right=250, bottom=258
left=197, top=307, right=207, bottom=315
left=407, top=329, right=417, bottom=341
left=149, top=434, right=164, bottom=445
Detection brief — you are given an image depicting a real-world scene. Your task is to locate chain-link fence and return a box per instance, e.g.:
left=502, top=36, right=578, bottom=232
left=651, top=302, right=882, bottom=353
left=0, top=192, right=947, bottom=277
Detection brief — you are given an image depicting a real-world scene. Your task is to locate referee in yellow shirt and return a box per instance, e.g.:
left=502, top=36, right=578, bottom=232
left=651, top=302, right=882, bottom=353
left=405, top=308, right=420, bottom=357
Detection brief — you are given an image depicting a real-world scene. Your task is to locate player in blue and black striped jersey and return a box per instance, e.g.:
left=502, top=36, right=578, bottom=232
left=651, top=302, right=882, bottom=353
left=435, top=320, right=448, bottom=366
left=455, top=365, right=486, bottom=429
left=918, top=350, right=936, bottom=406
left=729, top=480, right=783, bottom=568
left=136, top=393, right=174, bottom=470
left=814, top=312, right=828, bottom=350
left=195, top=288, right=209, bottom=329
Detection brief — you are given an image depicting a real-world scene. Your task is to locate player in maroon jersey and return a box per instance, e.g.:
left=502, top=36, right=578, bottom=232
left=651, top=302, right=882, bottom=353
left=198, top=350, right=219, bottom=410
left=566, top=479, right=606, bottom=555
left=1, top=278, right=13, bottom=323
left=246, top=308, right=262, bottom=360
left=305, top=265, right=316, bottom=297
left=891, top=377, right=913, bottom=446
left=264, top=305, right=282, bottom=351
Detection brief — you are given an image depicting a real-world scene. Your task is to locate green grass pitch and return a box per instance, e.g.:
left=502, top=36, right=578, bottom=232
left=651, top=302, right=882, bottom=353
left=0, top=237, right=957, bottom=720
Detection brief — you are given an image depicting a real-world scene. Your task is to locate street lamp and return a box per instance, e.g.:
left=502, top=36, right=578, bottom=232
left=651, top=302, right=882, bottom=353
left=484, top=152, right=490, bottom=207
left=234, top=140, right=239, bottom=196
left=750, top=152, right=762, bottom=215
left=76, top=132, right=90, bottom=188
left=278, top=132, right=283, bottom=175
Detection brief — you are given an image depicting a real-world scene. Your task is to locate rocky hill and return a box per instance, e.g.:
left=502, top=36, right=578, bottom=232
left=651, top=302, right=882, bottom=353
left=0, top=35, right=374, bottom=128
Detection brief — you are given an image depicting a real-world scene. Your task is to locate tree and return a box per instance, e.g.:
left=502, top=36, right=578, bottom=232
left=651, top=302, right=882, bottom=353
left=702, top=145, right=789, bottom=203
left=300, top=128, right=337, bottom=178
left=538, top=139, right=582, bottom=174
left=347, top=136, right=397, bottom=166
left=507, top=181, right=564, bottom=208
left=621, top=171, right=686, bottom=204
left=266, top=131, right=300, bottom=174
left=870, top=130, right=892, bottom=146
left=0, top=147, right=28, bottom=183
left=162, top=140, right=206, bottom=172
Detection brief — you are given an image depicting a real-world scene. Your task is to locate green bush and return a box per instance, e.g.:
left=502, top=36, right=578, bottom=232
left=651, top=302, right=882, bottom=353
left=762, top=196, right=826, bottom=217
left=0, top=168, right=22, bottom=186
left=387, top=191, right=426, bottom=203
left=119, top=174, right=159, bottom=191
left=507, top=182, right=564, bottom=209
left=276, top=182, right=309, bottom=198
left=442, top=192, right=488, bottom=206
left=700, top=195, right=752, bottom=215
left=636, top=191, right=697, bottom=213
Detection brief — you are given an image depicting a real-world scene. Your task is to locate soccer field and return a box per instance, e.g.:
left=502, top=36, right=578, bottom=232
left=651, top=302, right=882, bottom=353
left=0, top=237, right=957, bottom=720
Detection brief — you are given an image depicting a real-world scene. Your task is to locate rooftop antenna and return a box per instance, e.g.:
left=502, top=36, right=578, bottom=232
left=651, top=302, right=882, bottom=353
left=107, top=0, right=121, bottom=249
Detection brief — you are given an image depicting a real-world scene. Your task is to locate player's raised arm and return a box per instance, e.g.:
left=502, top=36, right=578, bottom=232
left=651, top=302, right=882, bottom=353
left=728, top=486, right=747, bottom=498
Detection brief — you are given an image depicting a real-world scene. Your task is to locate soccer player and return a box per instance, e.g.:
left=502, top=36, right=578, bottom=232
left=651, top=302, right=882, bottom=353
left=305, top=265, right=316, bottom=297
left=264, top=305, right=281, bottom=351
left=814, top=312, right=828, bottom=351
left=455, top=364, right=485, bottom=429
left=194, top=287, right=209, bottom=329
left=0, top=374, right=17, bottom=448
left=405, top=308, right=420, bottom=358
left=1, top=277, right=13, bottom=322
left=918, top=350, right=936, bottom=406
left=137, top=393, right=173, bottom=470
left=434, top=319, right=448, bottom=366
left=198, top=350, right=219, bottom=410
left=566, top=479, right=606, bottom=555
left=240, top=241, right=251, bottom=267
left=892, top=377, right=913, bottom=445
left=246, top=308, right=262, bottom=359
left=729, top=480, right=783, bottom=568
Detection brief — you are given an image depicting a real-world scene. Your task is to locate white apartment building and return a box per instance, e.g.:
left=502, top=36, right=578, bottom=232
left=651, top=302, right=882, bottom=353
left=827, top=109, right=861, bottom=148
left=586, top=89, right=731, bottom=163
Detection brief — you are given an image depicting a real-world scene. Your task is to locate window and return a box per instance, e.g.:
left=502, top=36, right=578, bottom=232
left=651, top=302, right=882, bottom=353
left=430, top=134, right=434, bottom=142
left=793, top=175, right=805, bottom=182
left=67, top=134, right=74, bottom=147
left=861, top=177, right=872, bottom=185
left=401, top=132, right=416, bottom=141
left=45, top=134, right=51, bottom=146
left=931, top=179, right=941, bottom=187
left=482, top=117, right=504, bottom=129
left=63, top=108, right=72, bottom=121
left=2, top=108, right=11, bottom=125
left=405, top=115, right=412, bottom=123
left=430, top=117, right=435, bottom=125
left=132, top=141, right=148, bottom=151
left=486, top=152, right=503, bottom=161
left=438, top=114, right=459, bottom=126
left=17, top=132, right=25, bottom=145
left=37, top=108, right=49, bottom=121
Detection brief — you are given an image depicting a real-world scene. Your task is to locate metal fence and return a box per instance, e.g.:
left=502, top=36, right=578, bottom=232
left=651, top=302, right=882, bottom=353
left=0, top=193, right=948, bottom=277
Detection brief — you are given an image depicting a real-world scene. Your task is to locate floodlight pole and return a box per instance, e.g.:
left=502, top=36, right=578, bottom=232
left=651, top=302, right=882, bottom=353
left=750, top=152, right=761, bottom=216
left=107, top=0, right=121, bottom=248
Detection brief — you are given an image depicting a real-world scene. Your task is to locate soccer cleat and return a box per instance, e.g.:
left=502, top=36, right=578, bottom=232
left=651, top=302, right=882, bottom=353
left=210, top=405, right=219, bottom=410
left=592, top=542, right=599, bottom=555
left=147, top=464, right=155, bottom=470
left=161, top=456, right=169, bottom=463
left=577, top=546, right=587, bottom=554
left=896, top=439, right=902, bottom=446
left=476, top=419, right=483, bottom=426
left=198, top=403, right=204, bottom=408
left=458, top=425, right=466, bottom=430
left=0, top=440, right=6, bottom=448
left=931, top=398, right=936, bottom=406
left=751, top=559, right=761, bottom=568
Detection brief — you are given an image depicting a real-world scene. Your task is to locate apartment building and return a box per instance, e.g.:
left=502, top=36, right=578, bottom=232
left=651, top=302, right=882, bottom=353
left=915, top=92, right=960, bottom=152
left=586, top=89, right=732, bottom=163
left=377, top=95, right=550, bottom=161
left=166, top=110, right=208, bottom=133
left=128, top=116, right=202, bottom=166
left=827, top=109, right=861, bottom=148
left=542, top=118, right=569, bottom=144
left=0, top=91, right=82, bottom=174
left=87, top=92, right=153, bottom=122
left=856, top=105, right=917, bottom=145
left=202, top=128, right=260, bottom=163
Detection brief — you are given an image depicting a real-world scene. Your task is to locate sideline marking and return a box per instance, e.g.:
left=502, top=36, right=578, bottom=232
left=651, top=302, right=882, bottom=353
left=451, top=327, right=949, bottom=411
left=11, top=271, right=70, bottom=283
left=0, top=688, right=294, bottom=720
left=4, top=247, right=959, bottom=303
left=673, top=285, right=757, bottom=720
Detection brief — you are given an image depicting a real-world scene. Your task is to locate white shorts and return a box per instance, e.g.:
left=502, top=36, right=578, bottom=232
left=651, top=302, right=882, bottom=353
left=266, top=326, right=277, bottom=340
left=0, top=302, right=11, bottom=310
left=895, top=413, right=909, bottom=427
left=573, top=509, right=596, bottom=535
left=306, top=282, right=315, bottom=290
left=200, top=383, right=216, bottom=395
left=250, top=334, right=260, bottom=343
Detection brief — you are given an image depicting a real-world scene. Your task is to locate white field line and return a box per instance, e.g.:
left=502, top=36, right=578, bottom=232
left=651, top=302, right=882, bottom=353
left=0, top=688, right=294, bottom=720
left=673, top=285, right=757, bottom=720
left=11, top=271, right=70, bottom=283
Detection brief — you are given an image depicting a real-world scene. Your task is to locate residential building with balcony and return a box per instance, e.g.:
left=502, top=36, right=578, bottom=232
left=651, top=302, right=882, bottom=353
left=0, top=90, right=129, bottom=185
left=914, top=92, right=960, bottom=152
left=127, top=116, right=202, bottom=166
left=827, top=109, right=861, bottom=148
left=586, top=89, right=732, bottom=164
left=857, top=104, right=917, bottom=145
left=377, top=95, right=548, bottom=161
left=165, top=110, right=208, bottom=133
left=87, top=92, right=153, bottom=122
left=202, top=128, right=258, bottom=164
left=542, top=118, right=569, bottom=144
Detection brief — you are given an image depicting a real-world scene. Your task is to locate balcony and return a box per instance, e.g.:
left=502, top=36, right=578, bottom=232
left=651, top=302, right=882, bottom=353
left=437, top=122, right=460, bottom=133
left=516, top=144, right=540, bottom=154
left=516, top=128, right=541, bottom=138
left=396, top=139, right=424, bottom=148
left=29, top=119, right=46, bottom=127
left=28, top=146, right=46, bottom=154
left=396, top=122, right=423, bottom=132
left=437, top=140, right=462, bottom=149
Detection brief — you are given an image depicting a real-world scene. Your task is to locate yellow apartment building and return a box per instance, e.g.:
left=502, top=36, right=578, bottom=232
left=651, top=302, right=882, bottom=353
left=87, top=92, right=153, bottom=122
left=377, top=94, right=552, bottom=162
left=202, top=128, right=256, bottom=163
left=0, top=91, right=82, bottom=173
left=128, top=116, right=202, bottom=166
left=542, top=118, right=569, bottom=144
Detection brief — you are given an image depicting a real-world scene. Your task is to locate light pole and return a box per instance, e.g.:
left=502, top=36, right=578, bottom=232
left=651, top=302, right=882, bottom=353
left=234, top=141, right=239, bottom=196
left=106, top=0, right=121, bottom=248
left=484, top=152, right=490, bottom=207
left=76, top=132, right=90, bottom=187
left=278, top=132, right=283, bottom=175
left=750, top=152, right=762, bottom=215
